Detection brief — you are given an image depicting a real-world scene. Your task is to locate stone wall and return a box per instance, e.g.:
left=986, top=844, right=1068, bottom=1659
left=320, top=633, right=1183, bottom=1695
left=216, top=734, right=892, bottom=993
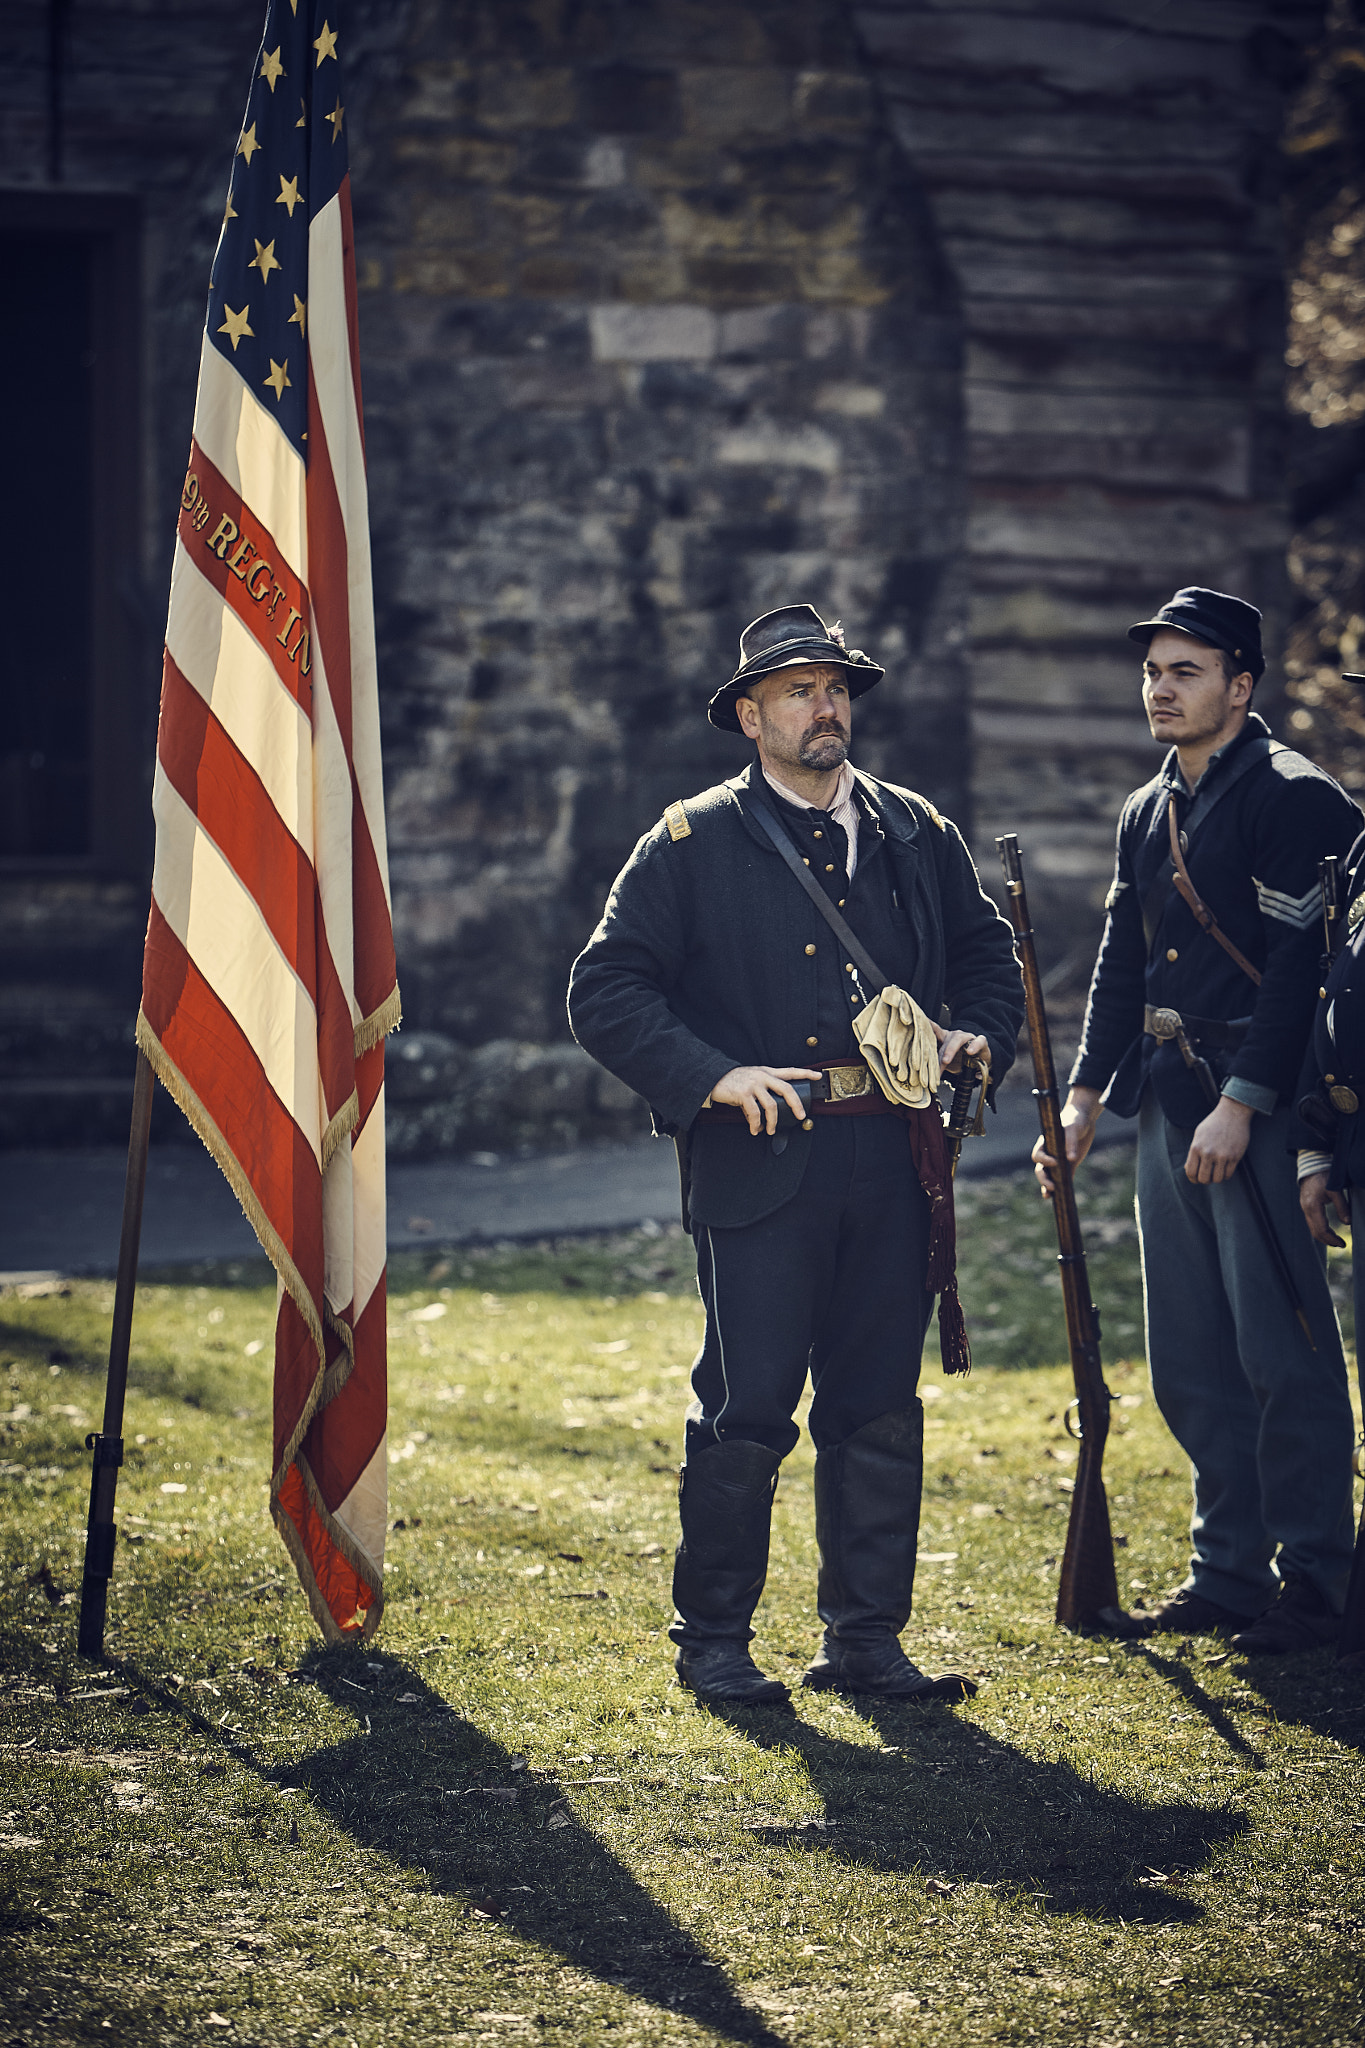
left=0, top=0, right=1332, bottom=1154
left=357, top=0, right=967, bottom=1059
left=858, top=0, right=1328, bottom=959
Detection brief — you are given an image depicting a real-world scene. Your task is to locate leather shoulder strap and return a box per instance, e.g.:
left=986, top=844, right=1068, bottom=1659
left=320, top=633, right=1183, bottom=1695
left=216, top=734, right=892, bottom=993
left=1166, top=793, right=1262, bottom=987
left=746, top=791, right=890, bottom=990
left=1138, top=734, right=1274, bottom=958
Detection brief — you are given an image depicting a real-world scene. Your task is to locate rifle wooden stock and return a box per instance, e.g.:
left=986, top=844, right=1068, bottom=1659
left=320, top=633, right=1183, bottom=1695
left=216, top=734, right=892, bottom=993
left=997, top=836, right=1123, bottom=1631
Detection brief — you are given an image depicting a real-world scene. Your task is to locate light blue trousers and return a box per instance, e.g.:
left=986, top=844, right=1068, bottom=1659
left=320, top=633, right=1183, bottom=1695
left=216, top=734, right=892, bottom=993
left=1136, top=1089, right=1356, bottom=1616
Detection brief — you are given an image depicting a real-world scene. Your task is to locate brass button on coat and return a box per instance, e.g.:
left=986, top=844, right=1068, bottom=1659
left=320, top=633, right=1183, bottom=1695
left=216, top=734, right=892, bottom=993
left=805, top=944, right=816, bottom=956
left=813, top=830, right=823, bottom=839
left=806, top=1035, right=818, bottom=1047
left=801, top=1118, right=814, bottom=1132
left=1166, top=948, right=1179, bottom=962
left=824, top=863, right=835, bottom=872
left=1331, top=1084, right=1360, bottom=1114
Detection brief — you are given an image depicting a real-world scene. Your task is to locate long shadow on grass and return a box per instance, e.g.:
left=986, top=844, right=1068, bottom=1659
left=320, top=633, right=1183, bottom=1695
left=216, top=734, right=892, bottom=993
left=1128, top=1645, right=1265, bottom=1768
left=1228, top=1648, right=1365, bottom=1755
left=104, top=1646, right=785, bottom=2042
left=703, top=1694, right=1246, bottom=1921
left=287, top=1649, right=785, bottom=2046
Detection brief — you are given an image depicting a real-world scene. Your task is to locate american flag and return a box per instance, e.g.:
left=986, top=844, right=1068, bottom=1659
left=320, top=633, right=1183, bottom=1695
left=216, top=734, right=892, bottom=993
left=138, top=0, right=400, bottom=1641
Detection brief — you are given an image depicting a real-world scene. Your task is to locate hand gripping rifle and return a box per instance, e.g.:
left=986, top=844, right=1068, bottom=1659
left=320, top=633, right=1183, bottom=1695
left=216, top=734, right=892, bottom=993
left=997, top=836, right=1129, bottom=1634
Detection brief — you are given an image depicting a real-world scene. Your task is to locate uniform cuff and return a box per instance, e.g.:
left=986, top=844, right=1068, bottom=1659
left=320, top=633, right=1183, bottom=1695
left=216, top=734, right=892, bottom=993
left=1297, top=1150, right=1333, bottom=1182
left=1220, top=1076, right=1278, bottom=1115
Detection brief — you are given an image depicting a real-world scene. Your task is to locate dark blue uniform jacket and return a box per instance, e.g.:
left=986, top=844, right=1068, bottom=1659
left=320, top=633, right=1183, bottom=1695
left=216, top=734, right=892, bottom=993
left=567, top=760, right=1024, bottom=1231
left=1070, top=715, right=1361, bottom=1128
left=1291, top=828, right=1365, bottom=1190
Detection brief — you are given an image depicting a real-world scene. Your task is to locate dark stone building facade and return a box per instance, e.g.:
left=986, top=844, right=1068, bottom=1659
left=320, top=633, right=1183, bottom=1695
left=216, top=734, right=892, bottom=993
left=0, top=0, right=1329, bottom=1152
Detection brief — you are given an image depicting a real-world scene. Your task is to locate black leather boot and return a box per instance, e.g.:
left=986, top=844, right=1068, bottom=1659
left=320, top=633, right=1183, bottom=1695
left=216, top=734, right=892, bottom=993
left=802, top=1405, right=975, bottom=1702
left=671, top=1439, right=789, bottom=1704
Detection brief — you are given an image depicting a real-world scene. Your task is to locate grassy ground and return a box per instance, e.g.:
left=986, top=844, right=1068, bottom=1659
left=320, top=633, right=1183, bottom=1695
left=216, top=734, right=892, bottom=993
left=2, top=1149, right=1364, bottom=2047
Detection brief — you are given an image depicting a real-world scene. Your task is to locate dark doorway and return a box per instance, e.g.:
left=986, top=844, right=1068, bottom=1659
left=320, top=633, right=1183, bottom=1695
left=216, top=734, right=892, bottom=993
left=0, top=194, right=143, bottom=875
left=0, top=234, right=95, bottom=857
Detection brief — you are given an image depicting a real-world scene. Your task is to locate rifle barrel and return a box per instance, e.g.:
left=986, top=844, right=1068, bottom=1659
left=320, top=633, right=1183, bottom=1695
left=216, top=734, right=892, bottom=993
left=997, top=835, right=1123, bottom=1632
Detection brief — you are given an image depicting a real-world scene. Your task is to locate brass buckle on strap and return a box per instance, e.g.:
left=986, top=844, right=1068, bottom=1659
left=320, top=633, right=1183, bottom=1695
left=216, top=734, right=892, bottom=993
left=826, top=1061, right=874, bottom=1102
left=1145, top=1005, right=1183, bottom=1043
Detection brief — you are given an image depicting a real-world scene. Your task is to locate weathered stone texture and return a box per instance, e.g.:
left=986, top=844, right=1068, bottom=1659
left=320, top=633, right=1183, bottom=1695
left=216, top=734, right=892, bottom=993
left=858, top=0, right=1327, bottom=940
left=0, top=0, right=1330, bottom=1150
left=355, top=0, right=967, bottom=1054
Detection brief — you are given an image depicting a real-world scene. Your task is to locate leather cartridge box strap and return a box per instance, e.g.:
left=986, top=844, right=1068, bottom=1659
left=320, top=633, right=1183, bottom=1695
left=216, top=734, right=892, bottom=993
left=746, top=788, right=889, bottom=990
left=1166, top=794, right=1262, bottom=988
left=1138, top=729, right=1274, bottom=954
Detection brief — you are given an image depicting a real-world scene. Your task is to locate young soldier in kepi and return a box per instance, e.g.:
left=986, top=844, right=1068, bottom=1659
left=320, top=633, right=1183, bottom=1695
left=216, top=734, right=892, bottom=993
left=568, top=605, right=1023, bottom=1705
left=1036, top=587, right=1361, bottom=1654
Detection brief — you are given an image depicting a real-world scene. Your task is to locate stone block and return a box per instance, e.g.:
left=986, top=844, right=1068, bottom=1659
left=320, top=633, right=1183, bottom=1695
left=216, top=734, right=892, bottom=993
left=395, top=134, right=517, bottom=182
left=794, top=69, right=875, bottom=129
left=716, top=420, right=842, bottom=472
left=385, top=1030, right=469, bottom=1106
left=384, top=1037, right=649, bottom=1158
left=589, top=303, right=718, bottom=360
left=678, top=67, right=794, bottom=138
left=579, top=63, right=681, bottom=136
left=971, top=649, right=1144, bottom=713
left=476, top=66, right=576, bottom=131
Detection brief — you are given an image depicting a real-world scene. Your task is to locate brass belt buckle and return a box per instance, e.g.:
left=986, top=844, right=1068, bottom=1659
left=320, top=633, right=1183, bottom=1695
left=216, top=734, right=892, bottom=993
left=828, top=1063, right=873, bottom=1101
left=1148, top=1006, right=1183, bottom=1043
left=1330, top=1083, right=1360, bottom=1115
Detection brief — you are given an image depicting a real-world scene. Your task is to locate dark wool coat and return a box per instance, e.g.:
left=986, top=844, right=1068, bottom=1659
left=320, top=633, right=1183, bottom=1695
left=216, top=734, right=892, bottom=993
left=567, top=760, right=1024, bottom=1231
left=1070, top=715, right=1362, bottom=1128
left=1291, top=826, right=1365, bottom=1190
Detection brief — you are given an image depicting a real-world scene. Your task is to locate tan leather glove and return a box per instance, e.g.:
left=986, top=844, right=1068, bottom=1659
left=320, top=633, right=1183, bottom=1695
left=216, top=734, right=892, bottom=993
left=853, top=985, right=941, bottom=1109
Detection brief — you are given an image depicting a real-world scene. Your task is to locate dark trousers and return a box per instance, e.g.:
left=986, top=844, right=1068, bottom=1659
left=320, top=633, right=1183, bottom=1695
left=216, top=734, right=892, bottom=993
left=685, top=1114, right=934, bottom=1461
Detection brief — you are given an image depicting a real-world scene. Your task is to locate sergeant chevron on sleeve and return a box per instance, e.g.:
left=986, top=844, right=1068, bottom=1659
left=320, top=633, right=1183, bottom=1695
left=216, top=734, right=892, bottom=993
left=1037, top=585, right=1362, bottom=1658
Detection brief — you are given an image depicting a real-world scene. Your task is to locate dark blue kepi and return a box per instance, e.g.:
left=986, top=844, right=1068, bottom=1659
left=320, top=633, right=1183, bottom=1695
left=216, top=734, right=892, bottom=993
left=1127, top=586, right=1265, bottom=682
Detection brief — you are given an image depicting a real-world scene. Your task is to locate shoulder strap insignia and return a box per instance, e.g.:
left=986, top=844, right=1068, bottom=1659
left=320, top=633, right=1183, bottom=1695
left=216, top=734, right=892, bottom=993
left=915, top=794, right=946, bottom=830
left=663, top=800, right=692, bottom=843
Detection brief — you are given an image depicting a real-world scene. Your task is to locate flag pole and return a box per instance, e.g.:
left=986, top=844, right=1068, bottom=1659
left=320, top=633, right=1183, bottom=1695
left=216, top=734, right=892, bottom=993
left=77, top=1047, right=155, bottom=1660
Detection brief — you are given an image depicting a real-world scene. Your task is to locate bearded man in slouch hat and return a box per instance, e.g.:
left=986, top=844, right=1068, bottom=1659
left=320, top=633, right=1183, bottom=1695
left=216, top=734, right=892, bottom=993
left=568, top=605, right=1023, bottom=1705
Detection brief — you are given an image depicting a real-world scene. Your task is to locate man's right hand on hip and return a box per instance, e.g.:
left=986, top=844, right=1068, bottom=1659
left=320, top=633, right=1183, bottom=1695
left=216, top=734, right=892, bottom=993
left=710, top=1065, right=824, bottom=1136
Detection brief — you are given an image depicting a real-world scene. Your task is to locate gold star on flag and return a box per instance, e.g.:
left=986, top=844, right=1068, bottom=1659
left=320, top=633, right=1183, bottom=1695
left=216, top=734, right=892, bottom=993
left=296, top=97, right=307, bottom=130
left=326, top=98, right=345, bottom=141
left=288, top=294, right=307, bottom=335
left=276, top=174, right=302, bottom=218
left=237, top=122, right=260, bottom=165
left=218, top=304, right=254, bottom=353
left=263, top=358, right=291, bottom=401
left=259, top=46, right=285, bottom=91
left=249, top=237, right=281, bottom=283
left=314, top=20, right=338, bottom=65
left=223, top=191, right=238, bottom=225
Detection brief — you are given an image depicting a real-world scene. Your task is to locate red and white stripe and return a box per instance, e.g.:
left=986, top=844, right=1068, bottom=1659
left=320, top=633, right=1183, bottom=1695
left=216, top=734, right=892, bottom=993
left=140, top=175, right=399, bottom=1642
